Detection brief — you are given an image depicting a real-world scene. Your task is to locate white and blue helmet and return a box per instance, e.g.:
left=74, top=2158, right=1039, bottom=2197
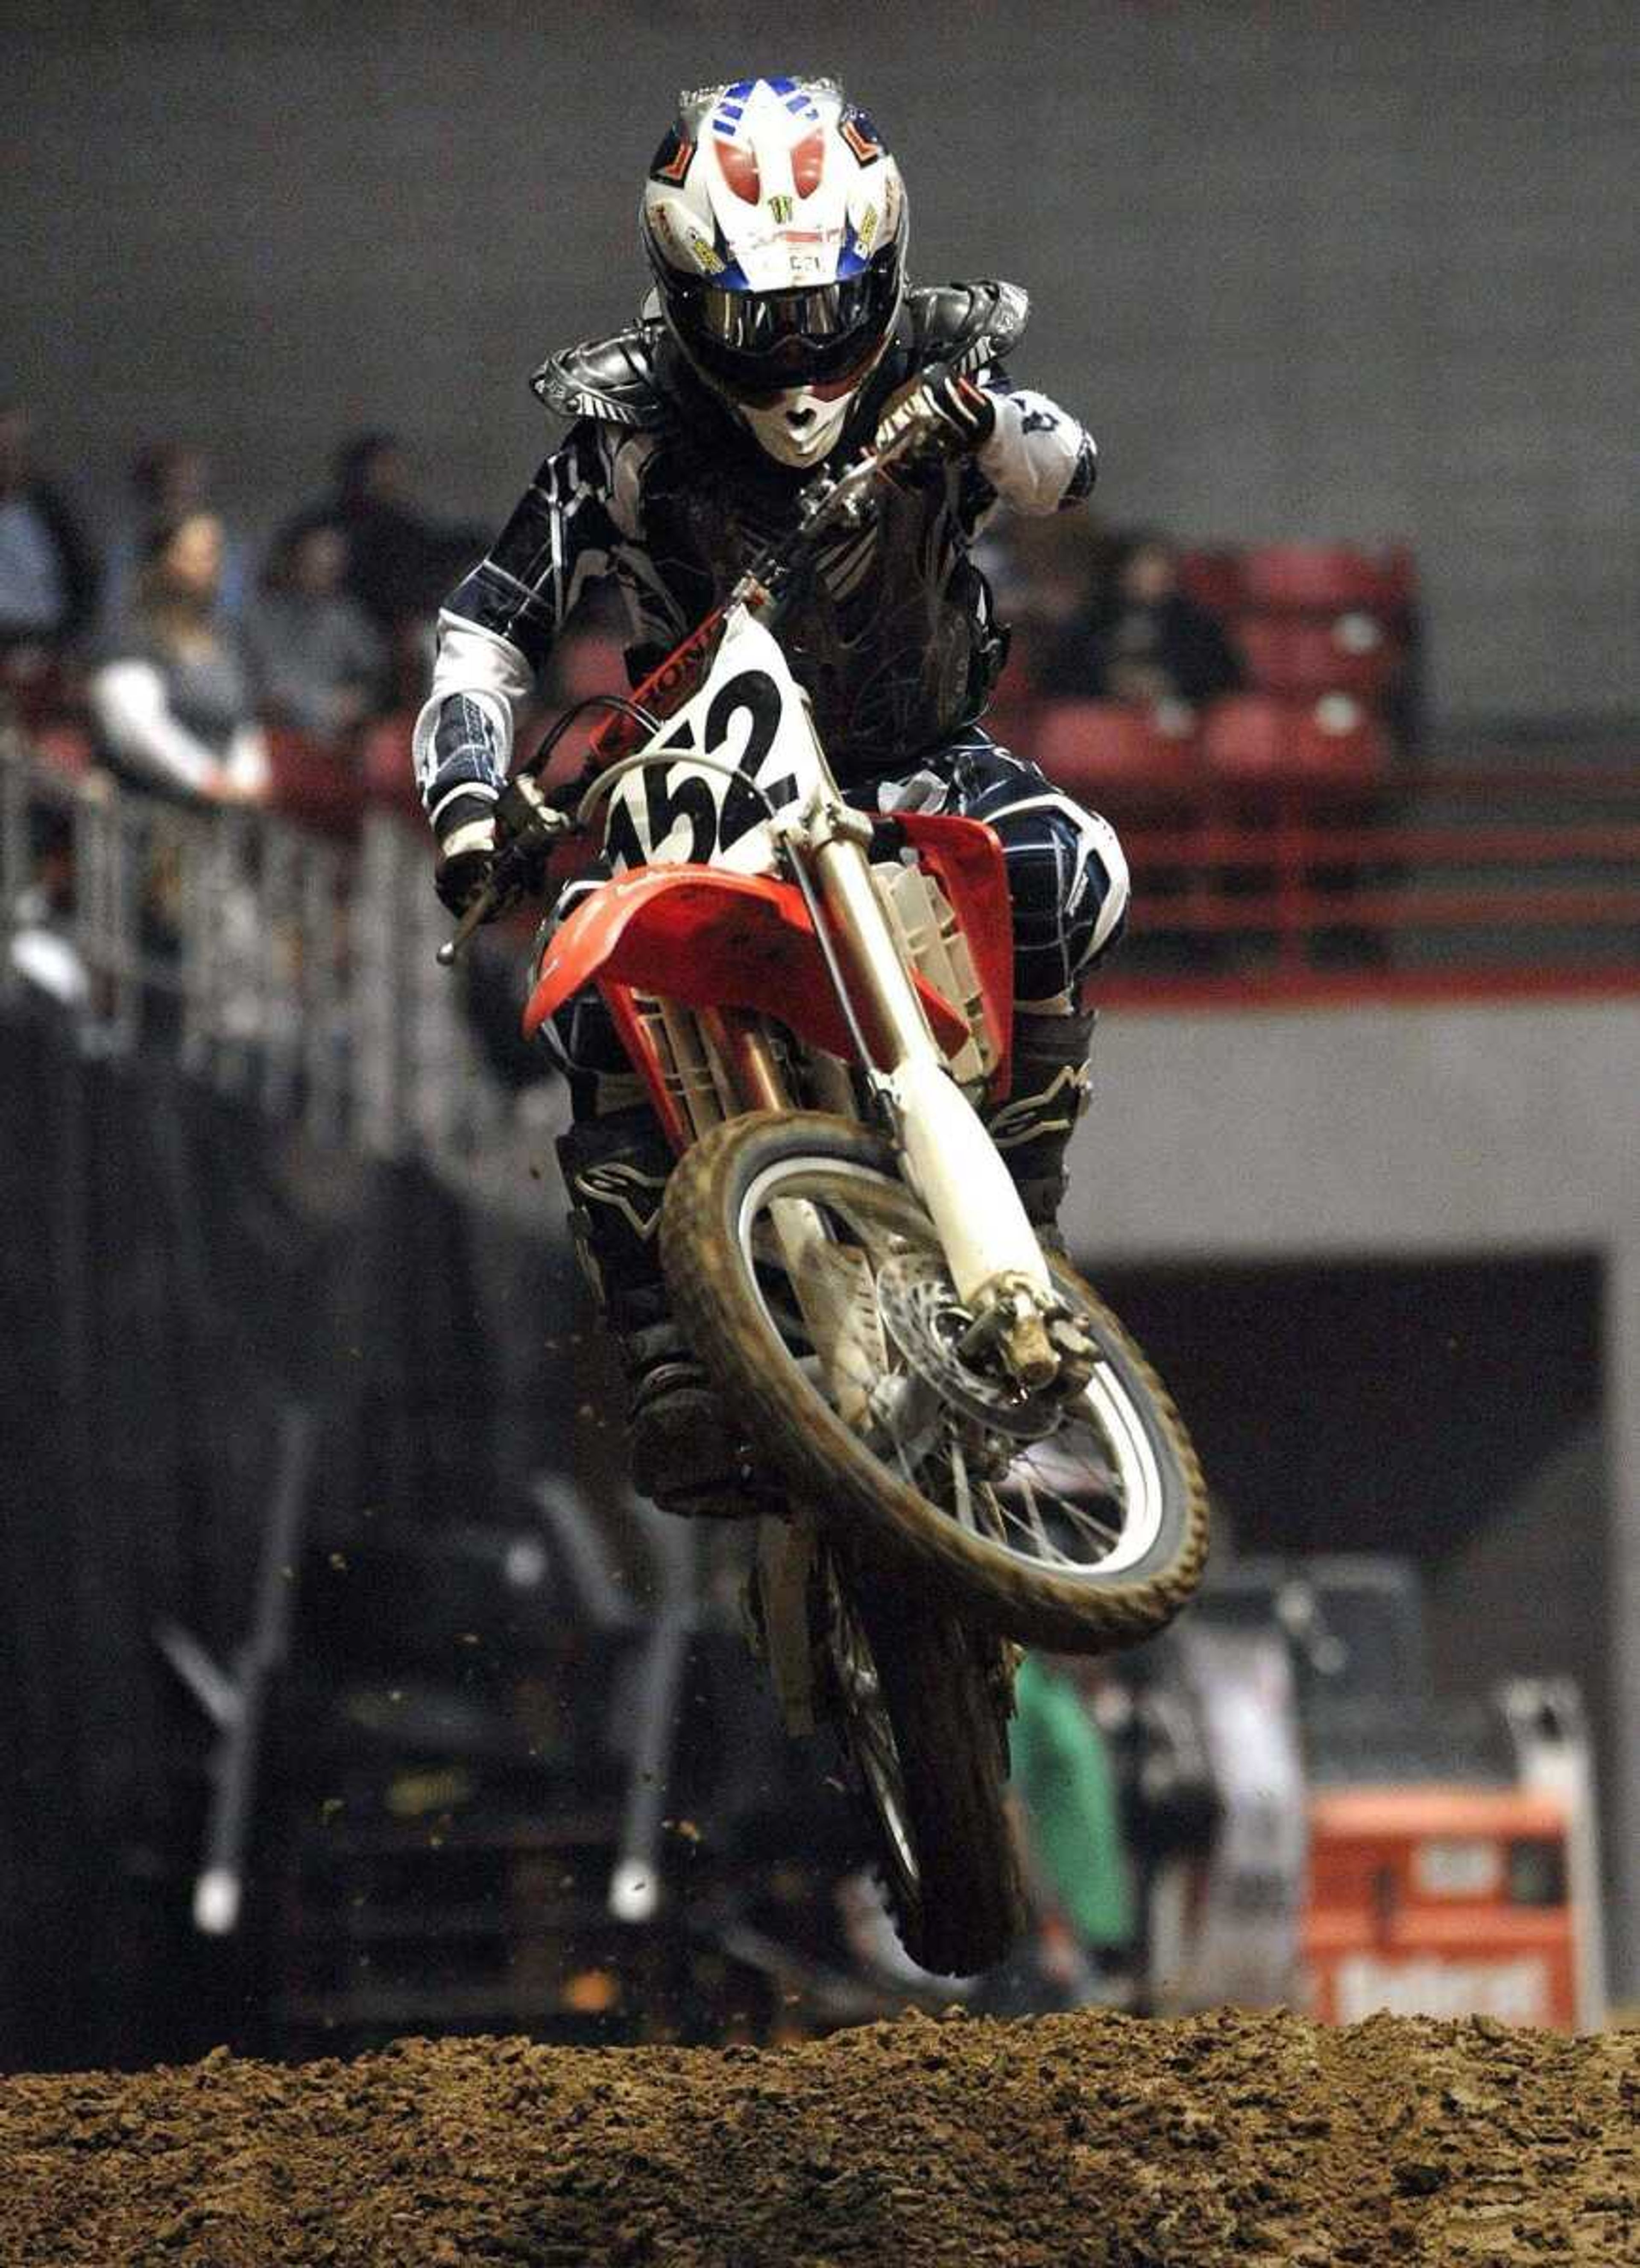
left=641, top=76, right=908, bottom=465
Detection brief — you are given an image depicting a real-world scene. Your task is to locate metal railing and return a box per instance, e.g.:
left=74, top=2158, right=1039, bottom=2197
left=0, top=729, right=565, bottom=1201
left=10, top=729, right=1638, bottom=1138
left=1087, top=763, right=1640, bottom=1005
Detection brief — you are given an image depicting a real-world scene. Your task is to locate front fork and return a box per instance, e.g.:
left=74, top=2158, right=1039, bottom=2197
left=804, top=817, right=1066, bottom=1393
left=703, top=813, right=1081, bottom=1395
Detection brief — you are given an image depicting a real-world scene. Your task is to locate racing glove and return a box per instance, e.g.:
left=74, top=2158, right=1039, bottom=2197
left=874, top=362, right=998, bottom=464
left=433, top=794, right=500, bottom=918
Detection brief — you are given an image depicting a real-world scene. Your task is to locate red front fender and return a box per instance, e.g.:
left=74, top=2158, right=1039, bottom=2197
left=523, top=863, right=973, bottom=1063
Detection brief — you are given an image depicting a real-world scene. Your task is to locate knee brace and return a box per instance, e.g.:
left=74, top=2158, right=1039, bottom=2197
left=984, top=1006, right=1097, bottom=1233
left=554, top=1106, right=676, bottom=1332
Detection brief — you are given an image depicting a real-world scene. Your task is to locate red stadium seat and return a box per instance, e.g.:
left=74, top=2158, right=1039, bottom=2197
left=1289, top=696, right=1390, bottom=786
left=1241, top=545, right=1411, bottom=616
left=1233, top=613, right=1400, bottom=703
left=29, top=723, right=94, bottom=777
left=264, top=725, right=369, bottom=839
left=1034, top=699, right=1201, bottom=801
left=983, top=690, right=1041, bottom=756
left=1176, top=548, right=1245, bottom=616
left=1201, top=694, right=1294, bottom=782
left=1203, top=694, right=1386, bottom=788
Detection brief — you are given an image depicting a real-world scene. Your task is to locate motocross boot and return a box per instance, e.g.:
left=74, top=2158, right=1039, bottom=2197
left=555, top=1108, right=755, bottom=1517
left=982, top=1005, right=1097, bottom=1258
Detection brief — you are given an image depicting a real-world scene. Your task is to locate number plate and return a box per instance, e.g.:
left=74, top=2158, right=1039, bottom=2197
left=602, top=613, right=824, bottom=876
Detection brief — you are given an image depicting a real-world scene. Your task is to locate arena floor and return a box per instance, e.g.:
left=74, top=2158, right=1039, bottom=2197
left=3, top=2008, right=1633, bottom=2265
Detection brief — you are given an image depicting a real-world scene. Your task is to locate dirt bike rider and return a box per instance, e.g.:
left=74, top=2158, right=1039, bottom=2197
left=414, top=76, right=1130, bottom=1516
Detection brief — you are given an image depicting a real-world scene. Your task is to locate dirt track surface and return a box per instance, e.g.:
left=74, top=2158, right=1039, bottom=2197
left=2, top=2009, right=1634, bottom=2268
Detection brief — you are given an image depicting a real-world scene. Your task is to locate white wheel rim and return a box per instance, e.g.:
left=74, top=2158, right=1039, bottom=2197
left=735, top=1155, right=1168, bottom=1583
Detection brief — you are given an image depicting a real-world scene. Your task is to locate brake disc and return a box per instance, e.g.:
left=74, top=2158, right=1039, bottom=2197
left=874, top=1251, right=1061, bottom=1441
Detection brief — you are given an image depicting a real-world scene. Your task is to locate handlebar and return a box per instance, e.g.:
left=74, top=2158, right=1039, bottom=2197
left=435, top=876, right=507, bottom=967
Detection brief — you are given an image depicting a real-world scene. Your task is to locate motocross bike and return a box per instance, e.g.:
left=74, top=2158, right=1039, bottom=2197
left=439, top=409, right=1207, bottom=1975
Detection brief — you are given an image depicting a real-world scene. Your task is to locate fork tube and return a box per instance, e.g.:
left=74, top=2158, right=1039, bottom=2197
left=702, top=1001, right=856, bottom=1375
left=812, top=835, right=1054, bottom=1309
left=698, top=1007, right=789, bottom=1114
left=811, top=836, right=937, bottom=1069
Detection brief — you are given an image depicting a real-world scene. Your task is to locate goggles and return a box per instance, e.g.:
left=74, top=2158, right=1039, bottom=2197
left=671, top=252, right=901, bottom=402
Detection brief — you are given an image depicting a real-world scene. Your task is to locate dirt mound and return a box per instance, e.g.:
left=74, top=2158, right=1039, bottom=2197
left=2, top=2008, right=1633, bottom=2266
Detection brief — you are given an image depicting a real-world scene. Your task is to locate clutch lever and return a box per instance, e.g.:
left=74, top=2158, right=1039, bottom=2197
left=436, top=774, right=578, bottom=968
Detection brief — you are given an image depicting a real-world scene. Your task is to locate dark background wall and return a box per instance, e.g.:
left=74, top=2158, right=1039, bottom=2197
left=0, top=1003, right=583, bottom=2068
left=8, top=0, right=1635, bottom=725
left=1105, top=1251, right=1610, bottom=1747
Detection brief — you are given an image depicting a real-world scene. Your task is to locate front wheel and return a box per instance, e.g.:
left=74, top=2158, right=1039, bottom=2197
left=662, top=1111, right=1208, bottom=1652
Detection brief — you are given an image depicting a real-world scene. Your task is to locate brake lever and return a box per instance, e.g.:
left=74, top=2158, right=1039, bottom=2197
left=494, top=772, right=580, bottom=853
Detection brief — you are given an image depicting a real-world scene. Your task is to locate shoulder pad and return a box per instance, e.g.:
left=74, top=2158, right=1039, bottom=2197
left=905, top=280, right=1030, bottom=375
left=530, top=321, right=674, bottom=428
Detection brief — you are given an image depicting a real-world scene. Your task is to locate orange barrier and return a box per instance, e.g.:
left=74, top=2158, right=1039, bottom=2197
left=1303, top=1786, right=1579, bottom=2030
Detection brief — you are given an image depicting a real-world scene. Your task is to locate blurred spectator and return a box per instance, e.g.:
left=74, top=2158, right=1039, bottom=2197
left=313, top=432, right=477, bottom=637
left=0, top=403, right=100, bottom=671
left=103, top=441, right=250, bottom=629
left=245, top=515, right=388, bottom=745
left=1041, top=529, right=1241, bottom=709
left=977, top=512, right=1114, bottom=663
left=89, top=511, right=268, bottom=804
left=1010, top=1654, right=1137, bottom=1974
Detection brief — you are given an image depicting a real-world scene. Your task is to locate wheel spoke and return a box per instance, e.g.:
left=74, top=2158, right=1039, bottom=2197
left=1014, top=1461, right=1063, bottom=1564
left=972, top=1478, right=1009, bottom=1547
left=948, top=1431, right=977, bottom=1535
left=1014, top=1448, right=1126, bottom=1557
left=826, top=1570, right=918, bottom=1887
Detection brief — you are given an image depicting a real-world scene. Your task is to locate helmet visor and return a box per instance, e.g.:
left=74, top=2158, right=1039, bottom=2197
left=670, top=251, right=902, bottom=401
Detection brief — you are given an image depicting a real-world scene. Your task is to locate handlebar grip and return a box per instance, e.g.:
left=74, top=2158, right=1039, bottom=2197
left=437, top=796, right=576, bottom=966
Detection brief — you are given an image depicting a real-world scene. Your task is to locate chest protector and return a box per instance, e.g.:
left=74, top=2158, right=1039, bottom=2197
left=534, top=283, right=1029, bottom=777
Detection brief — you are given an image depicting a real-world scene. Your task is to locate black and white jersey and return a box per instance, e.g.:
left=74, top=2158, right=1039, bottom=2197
left=413, top=283, right=1095, bottom=832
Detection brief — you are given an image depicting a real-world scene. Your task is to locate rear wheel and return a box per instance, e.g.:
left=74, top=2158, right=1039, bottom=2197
left=821, top=1552, right=1023, bottom=1976
left=662, top=1110, right=1208, bottom=1652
